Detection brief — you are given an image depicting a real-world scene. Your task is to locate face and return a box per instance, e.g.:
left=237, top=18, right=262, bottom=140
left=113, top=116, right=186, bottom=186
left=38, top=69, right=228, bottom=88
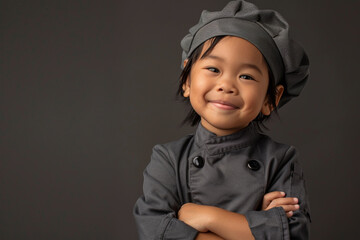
left=183, top=36, right=272, bottom=136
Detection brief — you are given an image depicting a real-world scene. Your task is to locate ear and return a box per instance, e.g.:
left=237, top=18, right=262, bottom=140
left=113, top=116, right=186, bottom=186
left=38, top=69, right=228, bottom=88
left=261, top=85, right=284, bottom=116
left=183, top=59, right=188, bottom=68
left=182, top=78, right=190, bottom=97
left=182, top=59, right=190, bottom=98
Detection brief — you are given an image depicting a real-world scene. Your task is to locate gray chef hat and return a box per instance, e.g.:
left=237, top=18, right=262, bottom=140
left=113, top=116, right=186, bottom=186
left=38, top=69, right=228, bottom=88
left=180, top=0, right=309, bottom=107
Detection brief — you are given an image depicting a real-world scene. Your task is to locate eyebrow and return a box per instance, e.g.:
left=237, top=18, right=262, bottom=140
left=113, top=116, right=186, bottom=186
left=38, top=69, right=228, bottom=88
left=240, top=63, right=264, bottom=76
left=202, top=54, right=264, bottom=76
left=201, top=54, right=225, bottom=62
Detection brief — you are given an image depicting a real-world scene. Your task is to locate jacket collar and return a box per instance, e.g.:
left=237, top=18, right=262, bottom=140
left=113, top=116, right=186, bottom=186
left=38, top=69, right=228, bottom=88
left=194, top=122, right=261, bottom=155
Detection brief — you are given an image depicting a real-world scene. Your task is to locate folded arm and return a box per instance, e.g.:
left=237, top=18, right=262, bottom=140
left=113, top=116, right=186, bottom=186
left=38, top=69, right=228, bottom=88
left=178, top=191, right=298, bottom=240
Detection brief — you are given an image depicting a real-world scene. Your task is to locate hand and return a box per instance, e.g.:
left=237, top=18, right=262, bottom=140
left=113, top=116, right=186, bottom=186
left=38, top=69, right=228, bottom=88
left=262, top=191, right=299, bottom=217
left=178, top=203, right=212, bottom=232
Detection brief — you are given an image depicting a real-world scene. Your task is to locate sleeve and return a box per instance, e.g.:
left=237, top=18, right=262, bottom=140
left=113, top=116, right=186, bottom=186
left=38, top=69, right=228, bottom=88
left=133, top=144, right=199, bottom=240
left=244, top=146, right=311, bottom=240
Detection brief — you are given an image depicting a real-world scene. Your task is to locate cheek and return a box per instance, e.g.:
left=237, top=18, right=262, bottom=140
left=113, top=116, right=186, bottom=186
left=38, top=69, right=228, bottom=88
left=189, top=77, right=211, bottom=96
left=242, top=86, right=268, bottom=109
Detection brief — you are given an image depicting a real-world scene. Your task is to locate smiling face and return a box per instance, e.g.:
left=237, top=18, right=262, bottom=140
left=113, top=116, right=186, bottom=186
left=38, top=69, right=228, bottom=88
left=183, top=36, right=273, bottom=136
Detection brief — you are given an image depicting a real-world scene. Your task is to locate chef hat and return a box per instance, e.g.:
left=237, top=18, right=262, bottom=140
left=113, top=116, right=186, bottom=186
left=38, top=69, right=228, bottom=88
left=180, top=0, right=309, bottom=107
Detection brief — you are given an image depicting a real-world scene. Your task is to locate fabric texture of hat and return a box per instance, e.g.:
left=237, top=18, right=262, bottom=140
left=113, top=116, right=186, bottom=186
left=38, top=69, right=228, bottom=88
left=180, top=0, right=309, bottom=107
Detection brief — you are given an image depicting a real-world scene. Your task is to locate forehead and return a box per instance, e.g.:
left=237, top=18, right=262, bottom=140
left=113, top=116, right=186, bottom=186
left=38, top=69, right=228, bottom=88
left=200, top=36, right=267, bottom=67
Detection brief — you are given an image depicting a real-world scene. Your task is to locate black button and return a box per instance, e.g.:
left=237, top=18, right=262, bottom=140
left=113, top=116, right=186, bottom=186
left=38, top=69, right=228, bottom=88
left=247, top=160, right=260, bottom=171
left=192, top=156, right=204, bottom=168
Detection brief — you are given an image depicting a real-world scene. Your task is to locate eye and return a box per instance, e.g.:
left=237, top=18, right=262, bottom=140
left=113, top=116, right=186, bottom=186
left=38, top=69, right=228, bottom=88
left=206, top=67, right=220, bottom=73
left=240, top=75, right=255, bottom=80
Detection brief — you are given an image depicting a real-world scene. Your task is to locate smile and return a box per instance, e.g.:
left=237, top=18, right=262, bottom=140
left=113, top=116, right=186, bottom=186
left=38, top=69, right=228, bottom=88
left=209, top=100, right=239, bottom=110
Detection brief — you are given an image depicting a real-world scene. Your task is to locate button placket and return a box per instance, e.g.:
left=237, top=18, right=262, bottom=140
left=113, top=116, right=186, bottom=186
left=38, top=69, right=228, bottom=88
left=188, top=152, right=206, bottom=204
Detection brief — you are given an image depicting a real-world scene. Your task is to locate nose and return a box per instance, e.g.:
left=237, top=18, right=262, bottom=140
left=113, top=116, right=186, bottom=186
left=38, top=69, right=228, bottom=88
left=216, top=76, right=238, bottom=94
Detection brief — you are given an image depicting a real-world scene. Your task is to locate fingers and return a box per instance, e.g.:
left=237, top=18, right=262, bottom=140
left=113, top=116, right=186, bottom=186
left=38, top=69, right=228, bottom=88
left=267, top=197, right=298, bottom=208
left=266, top=197, right=299, bottom=210
left=272, top=202, right=299, bottom=218
left=265, top=196, right=300, bottom=218
left=262, top=191, right=285, bottom=209
left=280, top=203, right=300, bottom=212
left=262, top=192, right=301, bottom=218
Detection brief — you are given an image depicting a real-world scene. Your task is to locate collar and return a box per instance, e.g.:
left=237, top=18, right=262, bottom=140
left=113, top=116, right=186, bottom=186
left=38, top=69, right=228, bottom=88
left=194, top=122, right=261, bottom=156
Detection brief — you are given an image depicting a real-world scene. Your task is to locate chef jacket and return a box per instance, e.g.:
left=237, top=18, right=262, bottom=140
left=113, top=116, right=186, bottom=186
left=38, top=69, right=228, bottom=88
left=133, top=123, right=311, bottom=239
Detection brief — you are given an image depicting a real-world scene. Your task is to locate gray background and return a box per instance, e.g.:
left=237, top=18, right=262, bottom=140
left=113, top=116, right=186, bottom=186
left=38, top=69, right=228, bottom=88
left=1, top=0, right=359, bottom=239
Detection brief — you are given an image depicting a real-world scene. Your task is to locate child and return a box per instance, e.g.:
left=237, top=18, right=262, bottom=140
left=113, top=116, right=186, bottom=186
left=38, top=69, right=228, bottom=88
left=133, top=1, right=311, bottom=239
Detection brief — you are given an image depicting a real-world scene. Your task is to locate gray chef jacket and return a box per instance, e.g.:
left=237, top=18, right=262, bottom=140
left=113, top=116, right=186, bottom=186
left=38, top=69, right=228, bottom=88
left=133, top=123, right=311, bottom=239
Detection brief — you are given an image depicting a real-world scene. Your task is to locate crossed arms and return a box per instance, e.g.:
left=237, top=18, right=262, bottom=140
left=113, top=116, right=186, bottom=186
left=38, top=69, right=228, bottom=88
left=178, top=191, right=299, bottom=240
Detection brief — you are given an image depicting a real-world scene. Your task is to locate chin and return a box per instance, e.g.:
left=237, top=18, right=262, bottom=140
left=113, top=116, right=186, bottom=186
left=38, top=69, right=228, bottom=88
left=206, top=119, right=248, bottom=132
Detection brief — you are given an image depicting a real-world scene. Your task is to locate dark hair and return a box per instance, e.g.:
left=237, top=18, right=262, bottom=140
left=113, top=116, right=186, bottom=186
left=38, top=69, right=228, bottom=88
left=177, top=36, right=280, bottom=130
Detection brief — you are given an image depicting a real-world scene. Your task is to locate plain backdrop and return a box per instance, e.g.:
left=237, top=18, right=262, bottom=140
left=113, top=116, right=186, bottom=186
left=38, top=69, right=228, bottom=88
left=1, top=0, right=359, bottom=239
